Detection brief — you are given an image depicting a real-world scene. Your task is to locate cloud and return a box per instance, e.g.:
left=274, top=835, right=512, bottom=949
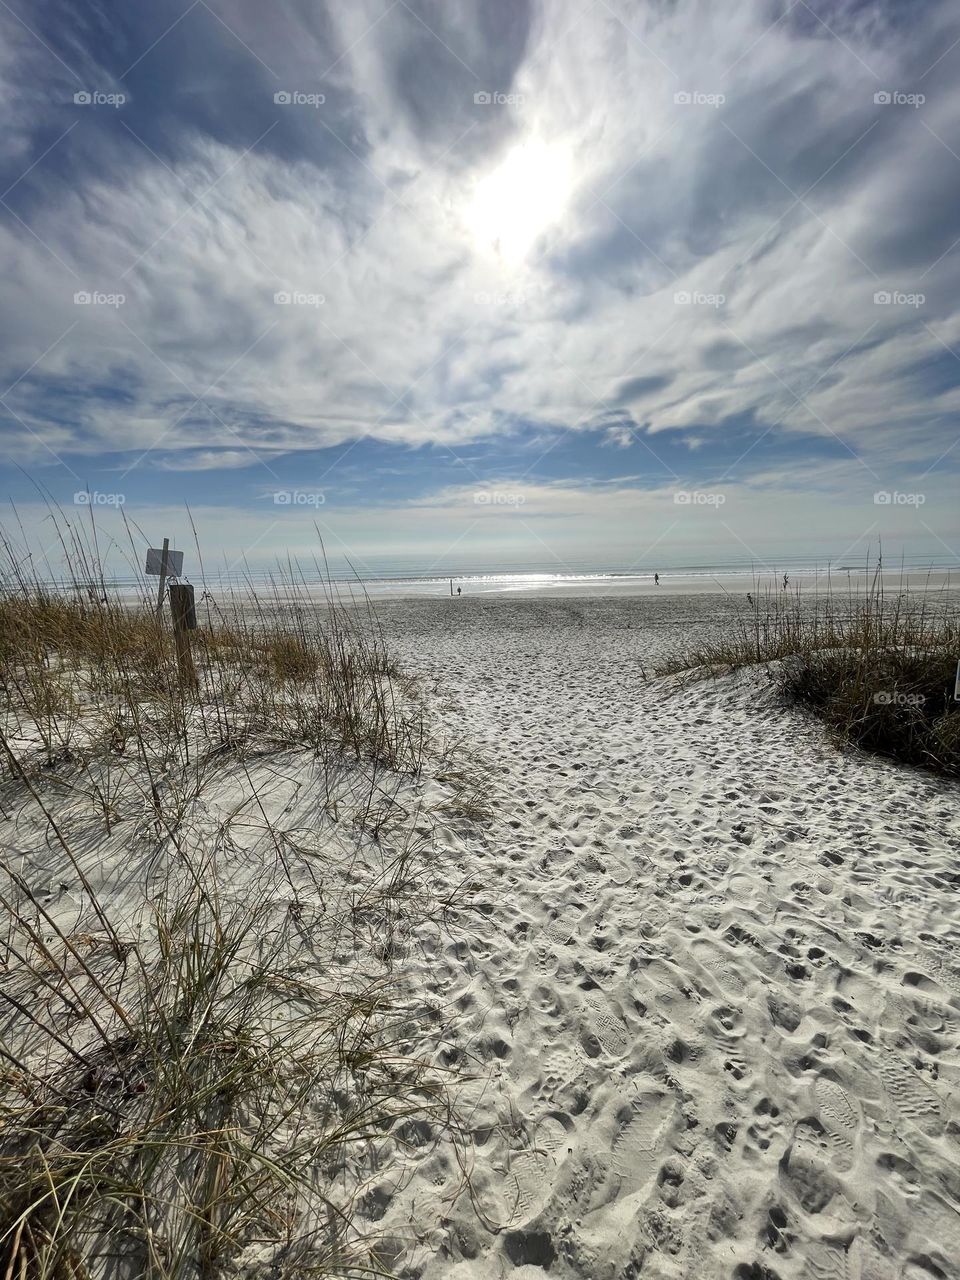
left=5, top=451, right=955, bottom=582
left=153, top=449, right=277, bottom=471
left=0, top=0, right=957, bottom=526
left=613, top=374, right=674, bottom=407
left=601, top=425, right=635, bottom=449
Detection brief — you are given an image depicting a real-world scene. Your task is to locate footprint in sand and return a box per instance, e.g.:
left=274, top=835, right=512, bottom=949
left=569, top=854, right=604, bottom=896
left=578, top=995, right=631, bottom=1059
left=579, top=848, right=633, bottom=888
left=876, top=1054, right=943, bottom=1134
left=911, top=944, right=960, bottom=997
left=793, top=1111, right=853, bottom=1178
left=782, top=1121, right=849, bottom=1209
left=802, top=1239, right=849, bottom=1280
left=850, top=1236, right=897, bottom=1280
left=813, top=1076, right=858, bottom=1169
left=697, top=893, right=729, bottom=930
left=487, top=1150, right=555, bottom=1226
left=908, top=991, right=960, bottom=1038
left=905, top=1190, right=960, bottom=1264
left=690, top=939, right=750, bottom=998
left=539, top=914, right=577, bottom=947
left=535, top=1049, right=581, bottom=1098
left=534, top=847, right=574, bottom=884
left=610, top=1093, right=675, bottom=1195
left=499, top=1115, right=570, bottom=1226
left=532, top=912, right=578, bottom=974
left=534, top=941, right=559, bottom=977
left=452, top=1074, right=502, bottom=1135
left=531, top=1113, right=571, bottom=1159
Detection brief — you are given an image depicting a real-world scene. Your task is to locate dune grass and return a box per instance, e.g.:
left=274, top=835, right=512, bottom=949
left=659, top=569, right=960, bottom=778
left=0, top=510, right=479, bottom=1276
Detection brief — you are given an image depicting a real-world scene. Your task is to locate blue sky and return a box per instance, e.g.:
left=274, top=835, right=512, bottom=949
left=1, top=0, right=958, bottom=575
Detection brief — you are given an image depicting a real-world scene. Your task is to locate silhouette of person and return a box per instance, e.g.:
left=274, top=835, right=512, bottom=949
left=746, top=591, right=753, bottom=605
left=783, top=573, right=789, bottom=591
left=457, top=586, right=462, bottom=597
left=654, top=573, right=660, bottom=586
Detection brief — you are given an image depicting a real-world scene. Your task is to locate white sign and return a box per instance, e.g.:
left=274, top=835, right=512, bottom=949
left=145, top=547, right=183, bottom=577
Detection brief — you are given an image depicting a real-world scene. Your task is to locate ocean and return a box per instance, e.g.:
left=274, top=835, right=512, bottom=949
left=29, top=548, right=960, bottom=600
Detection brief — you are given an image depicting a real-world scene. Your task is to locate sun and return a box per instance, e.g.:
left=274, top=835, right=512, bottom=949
left=465, top=138, right=572, bottom=265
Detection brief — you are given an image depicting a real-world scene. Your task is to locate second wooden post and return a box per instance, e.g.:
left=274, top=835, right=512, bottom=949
left=168, top=583, right=199, bottom=692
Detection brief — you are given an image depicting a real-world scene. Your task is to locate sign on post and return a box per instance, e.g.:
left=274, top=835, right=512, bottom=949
left=146, top=541, right=183, bottom=616
left=145, top=547, right=184, bottom=577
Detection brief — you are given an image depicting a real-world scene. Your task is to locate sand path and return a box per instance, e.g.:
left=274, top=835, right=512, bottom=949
left=372, top=596, right=960, bottom=1280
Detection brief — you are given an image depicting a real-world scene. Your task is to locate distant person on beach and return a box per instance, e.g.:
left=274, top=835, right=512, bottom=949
left=654, top=573, right=659, bottom=586
left=783, top=573, right=789, bottom=591
left=746, top=591, right=753, bottom=605
left=457, top=586, right=462, bottom=597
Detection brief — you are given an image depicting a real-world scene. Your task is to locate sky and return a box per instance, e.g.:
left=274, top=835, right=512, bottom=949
left=0, top=0, right=958, bottom=580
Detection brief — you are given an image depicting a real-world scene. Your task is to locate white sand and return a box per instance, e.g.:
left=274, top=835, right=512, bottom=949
left=4, top=592, right=958, bottom=1278
left=365, top=594, right=960, bottom=1279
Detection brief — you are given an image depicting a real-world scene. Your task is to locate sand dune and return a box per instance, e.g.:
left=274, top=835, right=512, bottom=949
left=4, top=591, right=956, bottom=1277
left=368, top=595, right=960, bottom=1279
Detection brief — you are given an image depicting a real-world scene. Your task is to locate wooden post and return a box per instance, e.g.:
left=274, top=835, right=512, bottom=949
left=155, top=536, right=169, bottom=616
left=169, top=583, right=198, bottom=692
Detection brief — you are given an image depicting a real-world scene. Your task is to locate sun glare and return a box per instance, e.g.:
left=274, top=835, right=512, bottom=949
left=465, top=138, right=572, bottom=265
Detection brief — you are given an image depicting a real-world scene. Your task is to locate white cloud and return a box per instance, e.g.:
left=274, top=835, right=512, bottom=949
left=0, top=0, right=958, bottom=489
left=6, top=449, right=955, bottom=579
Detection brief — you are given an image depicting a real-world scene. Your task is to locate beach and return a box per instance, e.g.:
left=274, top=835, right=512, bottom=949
left=3, top=587, right=959, bottom=1278
left=361, top=592, right=960, bottom=1279
left=6, top=0, right=960, bottom=1269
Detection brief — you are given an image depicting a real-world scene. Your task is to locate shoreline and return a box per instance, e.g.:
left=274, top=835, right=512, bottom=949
left=394, top=569, right=960, bottom=599
left=25, top=568, right=960, bottom=604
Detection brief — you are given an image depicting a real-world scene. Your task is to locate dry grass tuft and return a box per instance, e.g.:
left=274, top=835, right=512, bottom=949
left=0, top=506, right=479, bottom=1276
left=659, top=569, right=960, bottom=777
